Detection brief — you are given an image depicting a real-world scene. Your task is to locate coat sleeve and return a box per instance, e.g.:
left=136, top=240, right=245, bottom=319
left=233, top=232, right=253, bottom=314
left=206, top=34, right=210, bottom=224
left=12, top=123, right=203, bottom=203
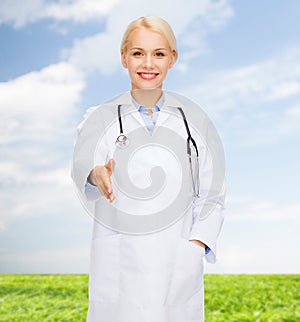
left=71, top=106, right=110, bottom=202
left=188, top=116, right=226, bottom=264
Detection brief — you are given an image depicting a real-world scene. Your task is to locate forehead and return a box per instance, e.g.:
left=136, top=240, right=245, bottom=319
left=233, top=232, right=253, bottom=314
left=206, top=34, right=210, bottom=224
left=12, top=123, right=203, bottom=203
left=127, top=27, right=169, bottom=49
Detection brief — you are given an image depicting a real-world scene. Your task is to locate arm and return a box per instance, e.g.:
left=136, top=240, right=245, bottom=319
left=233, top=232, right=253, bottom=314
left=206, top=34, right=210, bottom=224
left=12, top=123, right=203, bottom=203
left=71, top=106, right=112, bottom=202
left=188, top=119, right=226, bottom=263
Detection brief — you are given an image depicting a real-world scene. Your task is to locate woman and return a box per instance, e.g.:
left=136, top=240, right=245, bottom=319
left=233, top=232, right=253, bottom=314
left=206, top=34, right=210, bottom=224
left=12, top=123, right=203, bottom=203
left=72, top=16, right=225, bottom=322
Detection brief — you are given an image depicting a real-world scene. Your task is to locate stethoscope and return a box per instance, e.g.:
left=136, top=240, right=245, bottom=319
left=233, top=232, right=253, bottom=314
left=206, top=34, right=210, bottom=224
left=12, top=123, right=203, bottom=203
left=115, top=104, right=200, bottom=197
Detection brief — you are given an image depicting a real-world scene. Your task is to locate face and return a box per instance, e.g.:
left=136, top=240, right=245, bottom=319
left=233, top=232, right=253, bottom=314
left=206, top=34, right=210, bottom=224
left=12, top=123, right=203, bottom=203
left=122, top=27, right=176, bottom=91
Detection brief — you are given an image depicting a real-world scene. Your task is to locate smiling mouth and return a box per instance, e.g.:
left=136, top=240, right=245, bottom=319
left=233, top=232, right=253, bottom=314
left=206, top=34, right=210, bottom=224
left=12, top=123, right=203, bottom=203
left=138, top=72, right=159, bottom=80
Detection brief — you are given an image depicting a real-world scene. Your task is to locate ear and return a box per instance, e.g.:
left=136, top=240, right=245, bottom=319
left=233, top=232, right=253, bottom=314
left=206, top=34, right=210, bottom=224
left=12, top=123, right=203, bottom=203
left=121, top=51, right=128, bottom=68
left=168, top=50, right=177, bottom=69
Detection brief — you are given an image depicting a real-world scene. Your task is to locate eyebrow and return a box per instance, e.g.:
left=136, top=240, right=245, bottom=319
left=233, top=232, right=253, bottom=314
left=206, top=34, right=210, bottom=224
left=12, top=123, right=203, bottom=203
left=129, top=47, right=168, bottom=51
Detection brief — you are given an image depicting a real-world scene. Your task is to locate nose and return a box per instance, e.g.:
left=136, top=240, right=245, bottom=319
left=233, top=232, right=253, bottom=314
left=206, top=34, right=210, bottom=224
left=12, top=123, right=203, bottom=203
left=142, top=54, right=154, bottom=69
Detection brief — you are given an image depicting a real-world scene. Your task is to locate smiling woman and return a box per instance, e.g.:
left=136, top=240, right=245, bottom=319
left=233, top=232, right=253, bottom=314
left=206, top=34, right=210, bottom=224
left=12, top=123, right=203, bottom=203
left=71, top=16, right=225, bottom=322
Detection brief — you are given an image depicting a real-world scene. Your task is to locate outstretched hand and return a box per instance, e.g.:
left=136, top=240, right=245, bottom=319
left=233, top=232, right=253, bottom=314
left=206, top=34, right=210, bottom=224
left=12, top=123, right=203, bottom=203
left=89, top=159, right=115, bottom=203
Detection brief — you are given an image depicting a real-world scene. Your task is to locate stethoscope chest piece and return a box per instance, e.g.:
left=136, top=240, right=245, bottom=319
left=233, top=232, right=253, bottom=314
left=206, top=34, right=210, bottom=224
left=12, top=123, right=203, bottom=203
left=116, top=104, right=130, bottom=149
left=115, top=133, right=130, bottom=149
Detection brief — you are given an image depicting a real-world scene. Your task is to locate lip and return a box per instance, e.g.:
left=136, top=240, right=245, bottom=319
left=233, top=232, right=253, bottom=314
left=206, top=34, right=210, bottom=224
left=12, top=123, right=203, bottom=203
left=137, top=72, right=159, bottom=80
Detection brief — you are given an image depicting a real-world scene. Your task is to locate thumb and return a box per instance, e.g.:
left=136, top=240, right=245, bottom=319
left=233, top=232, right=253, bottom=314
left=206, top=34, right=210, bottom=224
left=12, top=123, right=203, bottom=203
left=105, top=158, right=115, bottom=174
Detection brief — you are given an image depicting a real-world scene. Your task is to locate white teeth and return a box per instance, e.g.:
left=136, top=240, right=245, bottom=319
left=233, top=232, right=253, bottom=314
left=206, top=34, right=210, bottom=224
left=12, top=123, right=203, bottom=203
left=139, top=73, right=157, bottom=79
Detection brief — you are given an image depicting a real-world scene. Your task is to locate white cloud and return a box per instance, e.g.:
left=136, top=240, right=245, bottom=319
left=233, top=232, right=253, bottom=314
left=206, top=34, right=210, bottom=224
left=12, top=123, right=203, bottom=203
left=0, top=62, right=84, bottom=143
left=0, top=222, right=5, bottom=232
left=278, top=103, right=300, bottom=136
left=266, top=81, right=300, bottom=100
left=67, top=32, right=122, bottom=75
left=0, top=0, right=121, bottom=28
left=228, top=200, right=300, bottom=222
left=0, top=0, right=43, bottom=28
left=180, top=47, right=300, bottom=145
left=205, top=242, right=300, bottom=274
left=65, top=0, right=233, bottom=74
left=0, top=61, right=86, bottom=233
left=45, top=0, right=121, bottom=22
left=183, top=47, right=300, bottom=112
left=204, top=195, right=300, bottom=273
left=0, top=0, right=232, bottom=31
left=0, top=167, right=78, bottom=228
left=0, top=246, right=90, bottom=273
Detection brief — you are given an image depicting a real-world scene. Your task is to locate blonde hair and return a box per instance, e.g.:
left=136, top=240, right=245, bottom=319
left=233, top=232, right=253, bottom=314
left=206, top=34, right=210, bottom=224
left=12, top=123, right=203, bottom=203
left=120, top=16, right=178, bottom=62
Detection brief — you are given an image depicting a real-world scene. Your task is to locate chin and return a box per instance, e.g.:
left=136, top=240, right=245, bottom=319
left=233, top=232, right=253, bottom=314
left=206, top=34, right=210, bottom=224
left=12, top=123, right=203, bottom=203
left=133, top=83, right=162, bottom=91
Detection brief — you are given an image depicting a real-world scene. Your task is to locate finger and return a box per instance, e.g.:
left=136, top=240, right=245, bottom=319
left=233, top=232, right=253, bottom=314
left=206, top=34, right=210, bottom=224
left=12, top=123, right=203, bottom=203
left=108, top=192, right=115, bottom=203
left=102, top=171, right=112, bottom=192
left=96, top=161, right=115, bottom=200
left=103, top=177, right=113, bottom=197
left=106, top=181, right=112, bottom=194
left=103, top=185, right=114, bottom=202
left=98, top=180, right=112, bottom=196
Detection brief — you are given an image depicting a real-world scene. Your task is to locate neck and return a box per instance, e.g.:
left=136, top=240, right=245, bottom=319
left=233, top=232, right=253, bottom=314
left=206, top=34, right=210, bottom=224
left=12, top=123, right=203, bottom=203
left=131, top=88, right=162, bottom=109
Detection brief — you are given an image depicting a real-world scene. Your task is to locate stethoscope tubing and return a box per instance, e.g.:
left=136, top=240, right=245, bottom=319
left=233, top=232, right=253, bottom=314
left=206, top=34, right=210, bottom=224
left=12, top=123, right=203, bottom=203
left=115, top=105, right=200, bottom=197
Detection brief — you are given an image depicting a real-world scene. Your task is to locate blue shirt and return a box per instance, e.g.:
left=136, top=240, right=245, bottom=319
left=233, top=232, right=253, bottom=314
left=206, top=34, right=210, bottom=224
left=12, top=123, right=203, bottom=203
left=131, top=93, right=164, bottom=135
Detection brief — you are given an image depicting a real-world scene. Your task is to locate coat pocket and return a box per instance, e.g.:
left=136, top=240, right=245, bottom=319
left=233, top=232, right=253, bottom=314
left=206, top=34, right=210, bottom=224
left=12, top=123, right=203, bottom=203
left=89, top=233, right=121, bottom=302
left=167, top=236, right=204, bottom=305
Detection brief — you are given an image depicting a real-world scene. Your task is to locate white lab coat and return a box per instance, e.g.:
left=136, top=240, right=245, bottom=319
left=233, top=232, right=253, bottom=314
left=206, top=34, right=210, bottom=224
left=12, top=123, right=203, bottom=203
left=72, top=91, right=225, bottom=322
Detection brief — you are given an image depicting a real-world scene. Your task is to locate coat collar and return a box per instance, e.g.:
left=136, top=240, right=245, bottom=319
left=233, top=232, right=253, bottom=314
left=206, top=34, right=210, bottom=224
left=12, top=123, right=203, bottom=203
left=101, top=91, right=186, bottom=131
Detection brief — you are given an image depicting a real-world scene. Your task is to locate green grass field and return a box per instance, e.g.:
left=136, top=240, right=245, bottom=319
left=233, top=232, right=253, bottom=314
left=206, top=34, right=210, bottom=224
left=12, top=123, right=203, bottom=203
left=0, top=274, right=299, bottom=321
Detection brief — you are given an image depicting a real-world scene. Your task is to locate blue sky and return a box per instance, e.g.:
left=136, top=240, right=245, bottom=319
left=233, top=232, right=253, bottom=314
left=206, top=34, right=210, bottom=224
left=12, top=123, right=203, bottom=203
left=0, top=0, right=299, bottom=274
